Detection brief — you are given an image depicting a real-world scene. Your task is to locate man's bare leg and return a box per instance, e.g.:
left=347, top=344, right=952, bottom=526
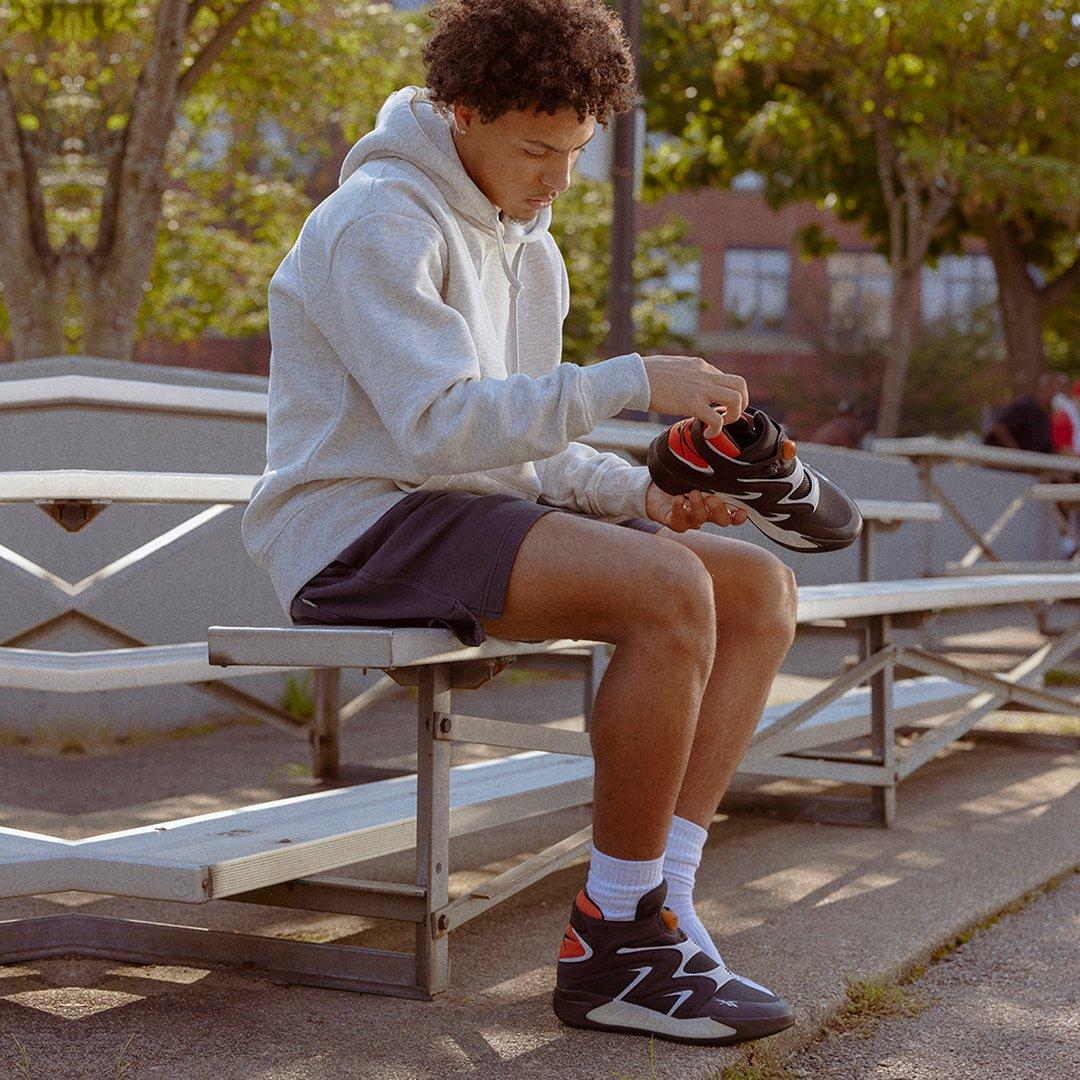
left=481, top=508, right=797, bottom=1042
left=660, top=528, right=799, bottom=827
left=477, top=510, right=718, bottom=860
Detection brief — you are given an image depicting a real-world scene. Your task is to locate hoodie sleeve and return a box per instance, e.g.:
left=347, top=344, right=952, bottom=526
left=303, top=211, right=653, bottom=477
left=534, top=442, right=654, bottom=520
left=533, top=241, right=653, bottom=520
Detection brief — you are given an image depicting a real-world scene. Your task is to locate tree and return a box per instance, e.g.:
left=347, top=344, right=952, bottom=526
left=0, top=1, right=421, bottom=361
left=648, top=0, right=1078, bottom=433
left=553, top=173, right=701, bottom=367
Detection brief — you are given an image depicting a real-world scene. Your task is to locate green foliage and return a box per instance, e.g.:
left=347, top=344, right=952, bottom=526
left=900, top=310, right=1010, bottom=437
left=281, top=671, right=315, bottom=720
left=643, top=0, right=1079, bottom=417
left=137, top=1, right=429, bottom=341
left=0, top=2, right=429, bottom=348
left=552, top=174, right=703, bottom=366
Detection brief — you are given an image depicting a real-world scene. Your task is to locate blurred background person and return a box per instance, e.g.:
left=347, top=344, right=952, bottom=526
left=809, top=399, right=874, bottom=449
left=983, top=371, right=1066, bottom=455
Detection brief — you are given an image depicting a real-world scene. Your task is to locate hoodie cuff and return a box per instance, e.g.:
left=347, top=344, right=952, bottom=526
left=576, top=353, right=652, bottom=424
left=624, top=465, right=654, bottom=520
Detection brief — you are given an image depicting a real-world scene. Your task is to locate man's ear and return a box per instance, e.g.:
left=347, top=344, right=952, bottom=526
left=454, top=103, right=476, bottom=134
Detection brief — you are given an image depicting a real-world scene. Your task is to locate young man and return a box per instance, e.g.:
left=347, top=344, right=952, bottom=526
left=242, top=0, right=797, bottom=1046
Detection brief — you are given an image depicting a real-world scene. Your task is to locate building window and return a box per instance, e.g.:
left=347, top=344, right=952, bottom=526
left=723, top=249, right=789, bottom=332
left=654, top=257, right=702, bottom=339
left=922, top=254, right=998, bottom=330
left=827, top=252, right=892, bottom=343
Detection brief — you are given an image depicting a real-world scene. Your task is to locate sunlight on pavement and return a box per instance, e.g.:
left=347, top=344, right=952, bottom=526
left=3, top=987, right=143, bottom=1019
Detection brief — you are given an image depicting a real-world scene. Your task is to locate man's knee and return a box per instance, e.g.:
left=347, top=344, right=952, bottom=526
left=725, top=548, right=798, bottom=643
left=630, top=544, right=717, bottom=680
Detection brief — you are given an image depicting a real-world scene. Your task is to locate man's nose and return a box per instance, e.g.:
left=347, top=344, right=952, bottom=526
left=540, top=159, right=573, bottom=195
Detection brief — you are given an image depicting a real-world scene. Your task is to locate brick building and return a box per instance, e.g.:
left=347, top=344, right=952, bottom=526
left=631, top=173, right=998, bottom=432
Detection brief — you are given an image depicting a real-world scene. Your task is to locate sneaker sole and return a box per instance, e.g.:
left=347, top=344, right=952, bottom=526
left=646, top=445, right=851, bottom=554
left=553, top=988, right=795, bottom=1047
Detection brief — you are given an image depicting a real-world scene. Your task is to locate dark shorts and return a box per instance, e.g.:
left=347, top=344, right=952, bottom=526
left=290, top=490, right=663, bottom=647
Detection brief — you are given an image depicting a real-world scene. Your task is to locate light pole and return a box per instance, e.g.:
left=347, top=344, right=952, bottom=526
left=604, top=0, right=642, bottom=376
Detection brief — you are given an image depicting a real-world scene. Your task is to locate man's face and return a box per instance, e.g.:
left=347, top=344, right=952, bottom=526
left=451, top=102, right=596, bottom=221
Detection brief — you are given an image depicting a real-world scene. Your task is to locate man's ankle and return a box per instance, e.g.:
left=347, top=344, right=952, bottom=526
left=584, top=844, right=664, bottom=921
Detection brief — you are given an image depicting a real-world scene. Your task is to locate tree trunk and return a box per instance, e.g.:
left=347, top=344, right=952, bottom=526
left=81, top=263, right=147, bottom=361
left=981, top=217, right=1045, bottom=397
left=874, top=267, right=920, bottom=438
left=3, top=266, right=67, bottom=359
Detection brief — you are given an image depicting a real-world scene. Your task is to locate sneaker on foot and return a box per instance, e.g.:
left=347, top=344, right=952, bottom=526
left=553, top=882, right=795, bottom=1046
left=647, top=408, right=862, bottom=553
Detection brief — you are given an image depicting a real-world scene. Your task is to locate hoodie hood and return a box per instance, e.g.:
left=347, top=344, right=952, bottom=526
left=339, top=85, right=552, bottom=297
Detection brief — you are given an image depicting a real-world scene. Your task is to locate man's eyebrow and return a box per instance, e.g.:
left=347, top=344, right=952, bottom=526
left=523, top=132, right=596, bottom=152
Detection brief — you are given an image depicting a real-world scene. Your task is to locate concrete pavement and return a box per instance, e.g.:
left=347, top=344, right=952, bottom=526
left=0, top=652, right=1077, bottom=1078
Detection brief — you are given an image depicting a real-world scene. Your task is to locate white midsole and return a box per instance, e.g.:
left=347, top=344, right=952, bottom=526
left=586, top=1000, right=737, bottom=1039
left=710, top=497, right=824, bottom=552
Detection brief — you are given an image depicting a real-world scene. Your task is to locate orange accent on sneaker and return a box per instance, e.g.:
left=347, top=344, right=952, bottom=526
left=668, top=420, right=709, bottom=470
left=661, top=908, right=679, bottom=932
left=781, top=438, right=798, bottom=461
left=559, top=925, right=586, bottom=959
left=575, top=890, right=604, bottom=920
left=704, top=427, right=742, bottom=458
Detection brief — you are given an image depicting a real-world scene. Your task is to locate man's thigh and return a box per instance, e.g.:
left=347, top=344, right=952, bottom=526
left=476, top=510, right=709, bottom=645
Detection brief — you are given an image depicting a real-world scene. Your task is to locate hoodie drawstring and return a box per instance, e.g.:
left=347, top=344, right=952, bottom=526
left=497, top=219, right=527, bottom=374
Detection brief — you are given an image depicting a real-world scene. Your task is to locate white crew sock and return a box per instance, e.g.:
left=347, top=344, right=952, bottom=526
left=662, top=815, right=724, bottom=964
left=585, top=844, right=664, bottom=921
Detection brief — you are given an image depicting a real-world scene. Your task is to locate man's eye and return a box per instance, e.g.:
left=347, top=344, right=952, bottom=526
left=524, top=149, right=546, bottom=158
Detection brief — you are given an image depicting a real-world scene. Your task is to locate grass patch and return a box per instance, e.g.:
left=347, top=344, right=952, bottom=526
left=820, top=975, right=930, bottom=1039
left=282, top=672, right=316, bottom=719
left=1044, top=667, right=1080, bottom=687
left=269, top=761, right=313, bottom=781
left=708, top=1051, right=798, bottom=1080
left=493, top=664, right=543, bottom=687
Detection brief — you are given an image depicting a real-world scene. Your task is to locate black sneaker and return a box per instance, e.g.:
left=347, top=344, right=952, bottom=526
left=646, top=408, right=862, bottom=553
left=552, top=882, right=795, bottom=1046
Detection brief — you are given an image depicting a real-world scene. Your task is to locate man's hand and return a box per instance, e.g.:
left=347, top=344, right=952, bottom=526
left=645, top=482, right=748, bottom=533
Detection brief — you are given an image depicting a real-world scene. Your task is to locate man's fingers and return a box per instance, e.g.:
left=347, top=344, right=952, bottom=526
left=699, top=388, right=742, bottom=432
left=710, top=371, right=749, bottom=415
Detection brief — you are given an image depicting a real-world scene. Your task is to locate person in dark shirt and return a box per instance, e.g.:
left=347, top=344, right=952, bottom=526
left=984, top=372, right=1066, bottom=454
left=810, top=399, right=874, bottom=449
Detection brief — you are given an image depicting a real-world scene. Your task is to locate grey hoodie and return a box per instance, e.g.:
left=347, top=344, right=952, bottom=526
left=241, top=85, right=654, bottom=620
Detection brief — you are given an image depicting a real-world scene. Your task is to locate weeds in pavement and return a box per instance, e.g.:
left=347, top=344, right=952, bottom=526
left=9, top=1035, right=32, bottom=1080
left=4, top=1028, right=138, bottom=1080
left=113, top=1033, right=137, bottom=1079
left=709, top=1049, right=797, bottom=1080
left=820, top=975, right=929, bottom=1039
left=614, top=1038, right=659, bottom=1080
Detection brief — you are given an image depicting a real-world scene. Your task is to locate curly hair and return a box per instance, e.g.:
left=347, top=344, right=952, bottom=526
left=422, top=0, right=637, bottom=126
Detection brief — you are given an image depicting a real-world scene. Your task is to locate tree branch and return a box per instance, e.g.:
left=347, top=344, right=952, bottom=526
left=94, top=0, right=189, bottom=266
left=0, top=64, right=53, bottom=270
left=177, top=0, right=268, bottom=98
left=873, top=107, right=903, bottom=271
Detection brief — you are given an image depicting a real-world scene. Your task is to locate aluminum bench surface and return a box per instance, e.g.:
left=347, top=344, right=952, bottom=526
left=0, top=642, right=296, bottom=692
left=0, top=469, right=259, bottom=504
left=209, top=574, right=1080, bottom=671
left=0, top=751, right=593, bottom=903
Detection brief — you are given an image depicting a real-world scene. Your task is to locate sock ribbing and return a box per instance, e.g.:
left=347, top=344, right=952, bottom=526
left=585, top=844, right=664, bottom=921
left=662, top=816, right=723, bottom=964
